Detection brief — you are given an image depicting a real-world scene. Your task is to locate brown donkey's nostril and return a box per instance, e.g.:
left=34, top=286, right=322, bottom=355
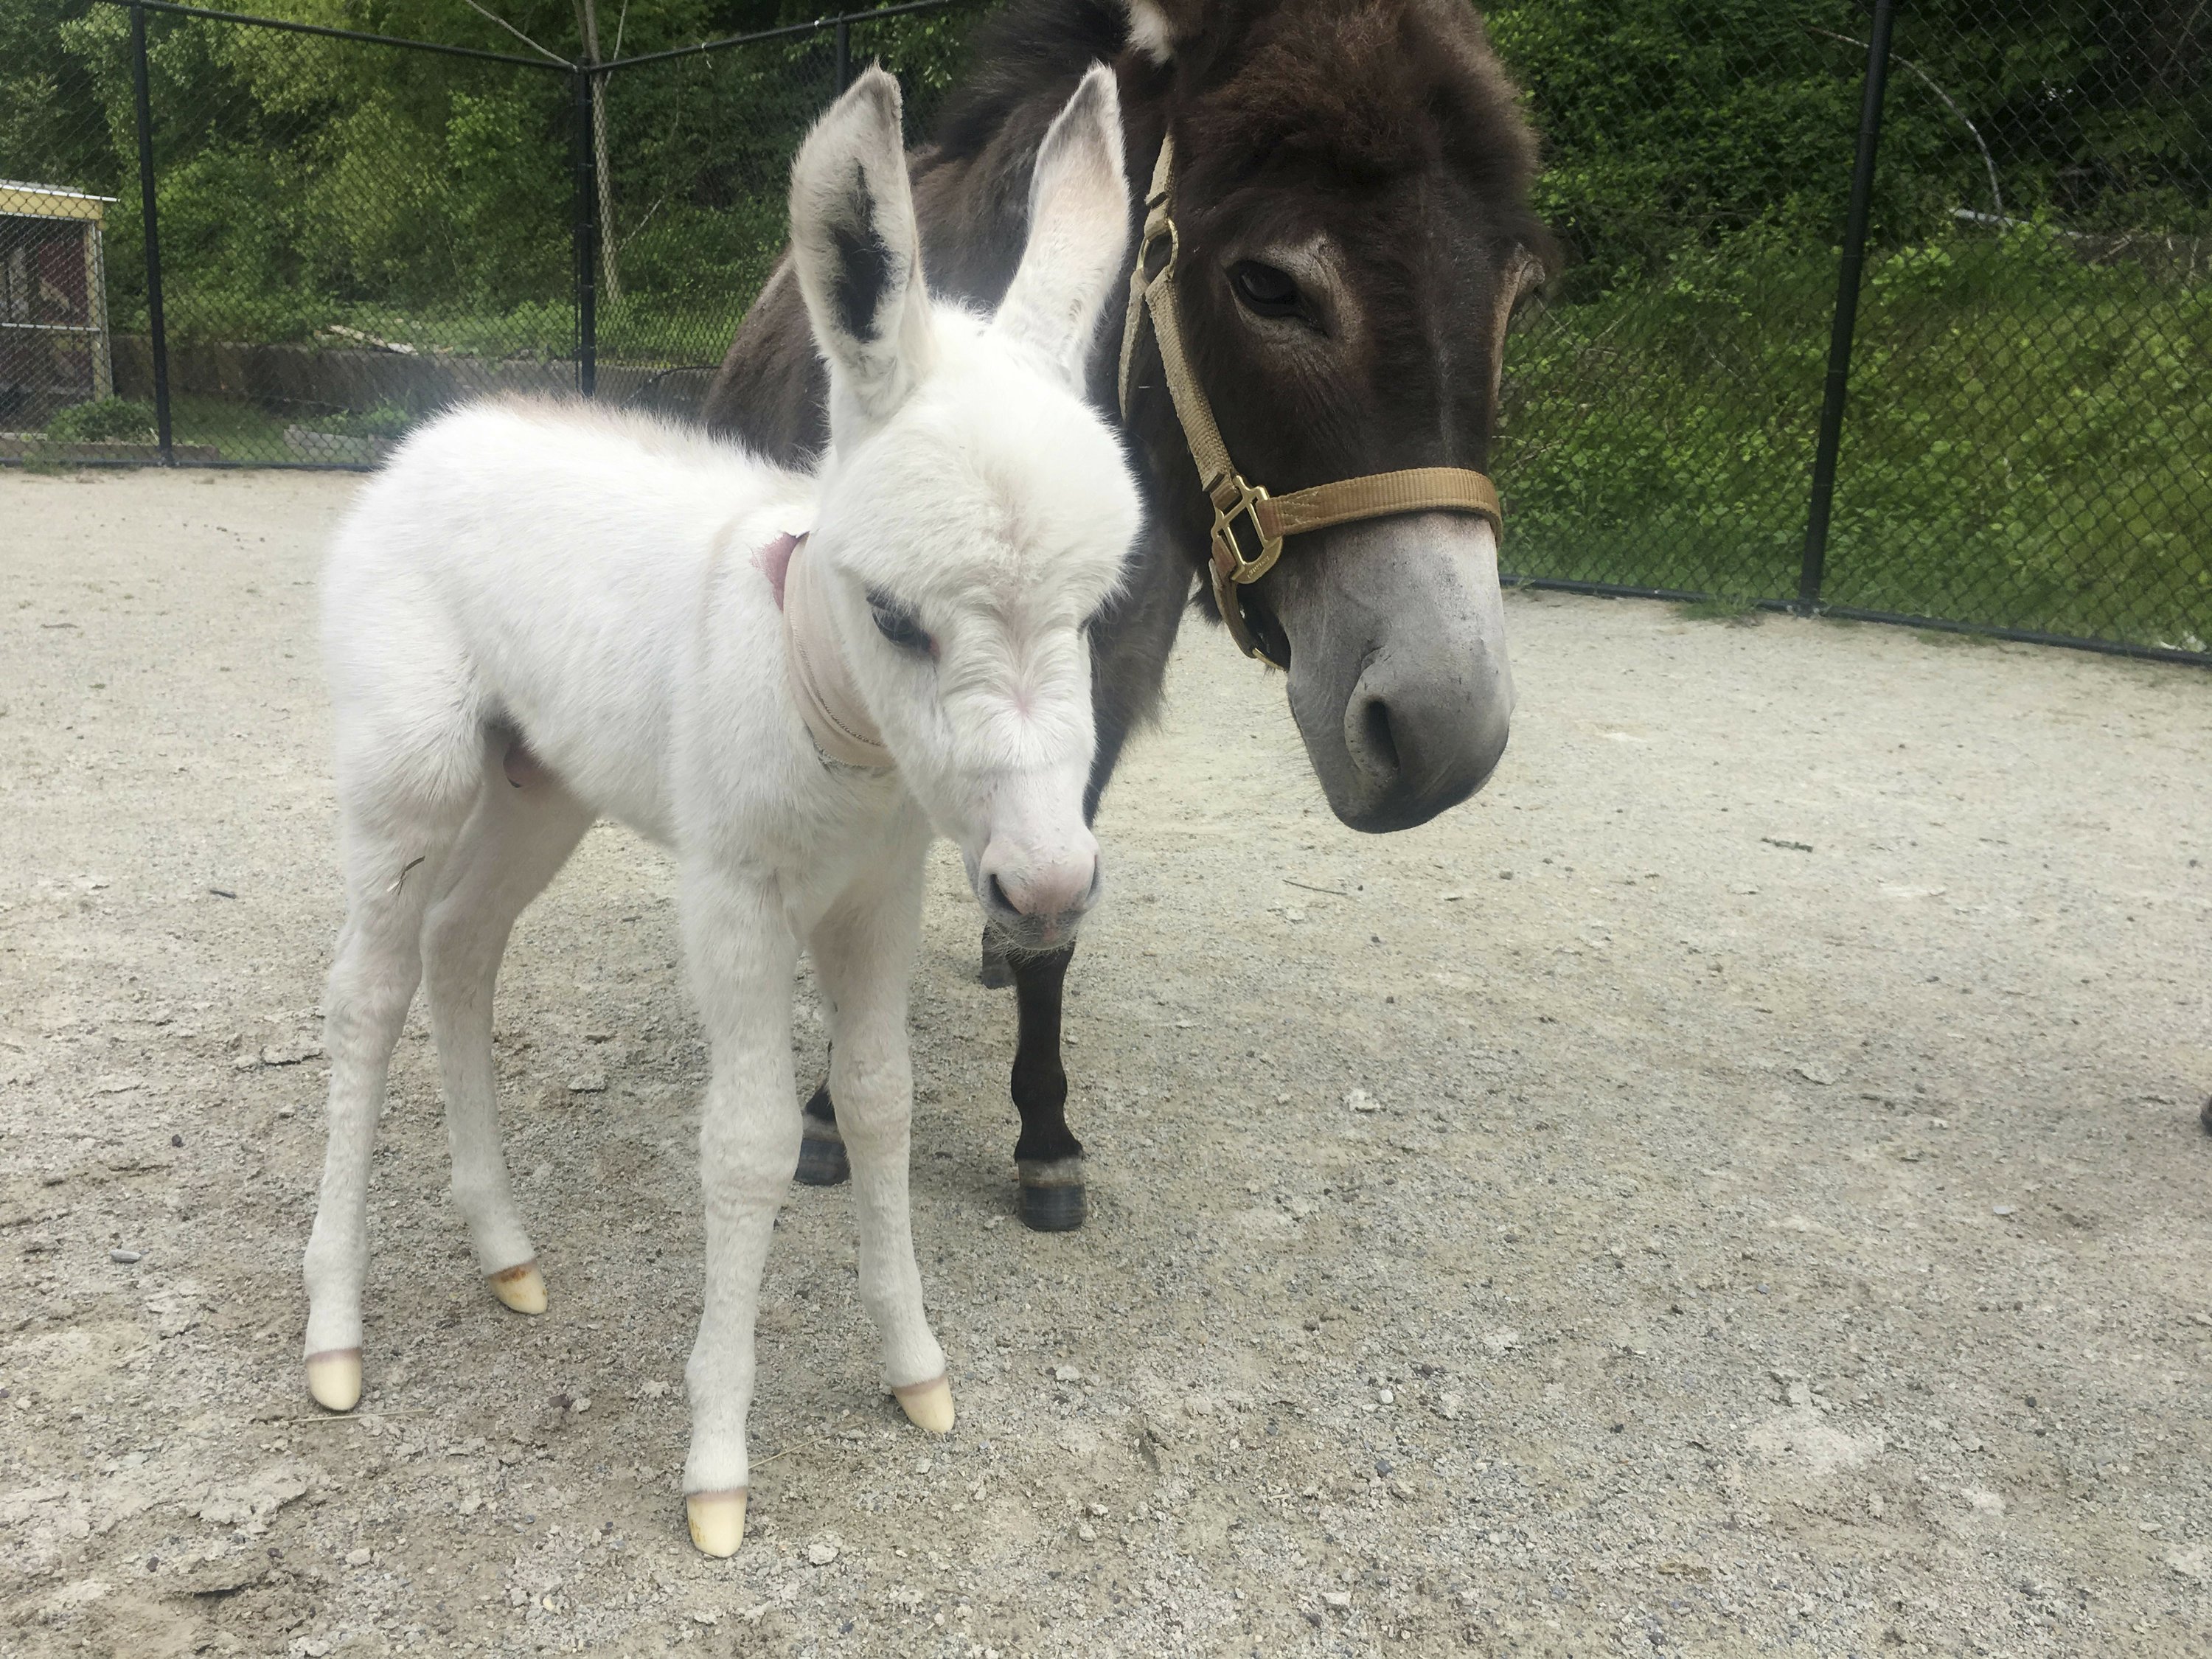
left=1358, top=695, right=1401, bottom=782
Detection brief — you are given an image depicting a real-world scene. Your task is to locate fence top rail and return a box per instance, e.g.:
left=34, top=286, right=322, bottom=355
left=597, top=0, right=961, bottom=72
left=101, top=0, right=576, bottom=71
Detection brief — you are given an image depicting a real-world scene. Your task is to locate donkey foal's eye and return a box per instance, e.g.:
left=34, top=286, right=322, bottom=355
left=867, top=592, right=933, bottom=655
left=1230, top=260, right=1301, bottom=319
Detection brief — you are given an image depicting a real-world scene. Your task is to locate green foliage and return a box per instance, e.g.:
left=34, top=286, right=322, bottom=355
left=43, top=396, right=157, bottom=442
left=1498, top=226, right=2212, bottom=647
left=307, top=400, right=412, bottom=439
left=4, top=0, right=2202, bottom=649
left=1486, top=0, right=2212, bottom=287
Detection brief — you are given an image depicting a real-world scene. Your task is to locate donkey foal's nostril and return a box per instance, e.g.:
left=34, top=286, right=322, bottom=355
left=986, top=873, right=1015, bottom=915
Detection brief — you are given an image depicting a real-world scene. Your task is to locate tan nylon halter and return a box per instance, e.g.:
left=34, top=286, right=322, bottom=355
left=1117, top=133, right=1504, bottom=667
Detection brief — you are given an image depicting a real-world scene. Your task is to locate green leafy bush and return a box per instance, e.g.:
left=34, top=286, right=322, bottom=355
left=44, top=397, right=158, bottom=442
left=307, top=403, right=414, bottom=441
left=1499, top=228, right=2212, bottom=645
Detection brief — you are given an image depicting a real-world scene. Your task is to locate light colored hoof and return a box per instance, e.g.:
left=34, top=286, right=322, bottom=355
left=305, top=1348, right=362, bottom=1413
left=894, top=1372, right=955, bottom=1435
left=686, top=1489, right=747, bottom=1557
left=488, top=1261, right=546, bottom=1315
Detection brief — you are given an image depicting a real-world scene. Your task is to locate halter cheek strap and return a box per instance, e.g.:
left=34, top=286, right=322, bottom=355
left=1116, top=133, right=1504, bottom=668
left=768, top=530, right=896, bottom=771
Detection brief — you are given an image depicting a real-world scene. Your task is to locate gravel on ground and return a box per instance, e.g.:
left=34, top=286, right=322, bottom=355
left=2, top=467, right=2208, bottom=1657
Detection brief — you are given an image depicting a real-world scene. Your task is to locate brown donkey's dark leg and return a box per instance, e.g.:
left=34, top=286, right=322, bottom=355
left=795, top=1068, right=849, bottom=1186
left=1009, top=942, right=1084, bottom=1231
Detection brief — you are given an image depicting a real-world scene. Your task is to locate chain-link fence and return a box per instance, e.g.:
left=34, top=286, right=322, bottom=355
left=1, top=0, right=967, bottom=465
left=3, top=0, right=2205, bottom=662
left=1491, top=0, right=2210, bottom=661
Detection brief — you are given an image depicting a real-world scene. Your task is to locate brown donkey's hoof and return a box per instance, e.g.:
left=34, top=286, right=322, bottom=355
left=795, top=1130, right=850, bottom=1187
left=1016, top=1158, right=1087, bottom=1232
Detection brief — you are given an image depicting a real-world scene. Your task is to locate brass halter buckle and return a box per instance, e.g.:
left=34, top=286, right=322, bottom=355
left=1206, top=475, right=1287, bottom=666
left=1208, top=474, right=1281, bottom=587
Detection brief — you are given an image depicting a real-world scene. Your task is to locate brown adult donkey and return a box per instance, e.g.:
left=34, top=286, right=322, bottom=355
left=703, top=0, right=1551, bottom=1230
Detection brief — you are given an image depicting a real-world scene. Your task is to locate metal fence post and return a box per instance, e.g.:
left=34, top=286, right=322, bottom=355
left=571, top=66, right=598, bottom=397
left=1798, top=0, right=1897, bottom=611
left=128, top=2, right=173, bottom=463
left=835, top=18, right=851, bottom=92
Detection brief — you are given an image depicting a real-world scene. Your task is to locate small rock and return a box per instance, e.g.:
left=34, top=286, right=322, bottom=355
left=1481, top=1329, right=1520, bottom=1354
left=571, top=1396, right=591, bottom=1413
left=1793, top=1062, right=1837, bottom=1086
left=566, top=1071, right=608, bottom=1093
left=1053, top=1365, right=1083, bottom=1382
left=260, top=1042, right=321, bottom=1067
left=1344, top=1089, right=1380, bottom=1113
left=1963, top=1488, right=2006, bottom=1516
left=1436, top=1392, right=1464, bottom=1422
left=345, top=1547, right=371, bottom=1566
left=232, top=1054, right=261, bottom=1072
left=689, top=1609, right=719, bottom=1625
left=108, top=1248, right=143, bottom=1265
left=1992, top=1203, right=2016, bottom=1217
left=1784, top=1380, right=1812, bottom=1407
left=1077, top=1523, right=1097, bottom=1543
left=1868, top=1494, right=1885, bottom=1519
left=1321, top=1590, right=1352, bottom=1610
left=1376, top=1388, right=1394, bottom=1405
left=93, top=1075, right=144, bottom=1095
left=806, top=1540, right=839, bottom=1566
left=914, top=1457, right=931, bottom=1474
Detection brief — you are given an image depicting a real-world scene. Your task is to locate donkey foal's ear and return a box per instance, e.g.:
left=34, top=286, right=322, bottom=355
left=992, top=64, right=1131, bottom=389
left=790, top=67, right=933, bottom=435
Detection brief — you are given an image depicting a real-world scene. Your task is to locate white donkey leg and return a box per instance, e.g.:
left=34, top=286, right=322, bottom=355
left=810, top=834, right=950, bottom=1434
left=302, top=764, right=477, bottom=1411
left=420, top=763, right=592, bottom=1315
left=678, top=863, right=801, bottom=1557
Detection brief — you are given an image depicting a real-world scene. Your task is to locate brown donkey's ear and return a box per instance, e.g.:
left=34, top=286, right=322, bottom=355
left=1119, top=0, right=1202, bottom=63
left=788, top=66, right=935, bottom=444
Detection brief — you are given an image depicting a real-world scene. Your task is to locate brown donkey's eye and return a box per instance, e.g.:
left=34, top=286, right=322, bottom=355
left=1230, top=260, right=1301, bottom=318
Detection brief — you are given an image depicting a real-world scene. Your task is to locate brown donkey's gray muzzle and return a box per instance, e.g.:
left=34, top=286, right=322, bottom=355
left=1278, top=511, right=1514, bottom=833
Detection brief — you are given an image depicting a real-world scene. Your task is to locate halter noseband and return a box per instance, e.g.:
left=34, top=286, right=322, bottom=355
left=1116, top=133, right=1504, bottom=668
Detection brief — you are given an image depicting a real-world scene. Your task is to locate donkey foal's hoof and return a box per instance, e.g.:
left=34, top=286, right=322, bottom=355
left=305, top=1348, right=362, bottom=1413
left=894, top=1374, right=956, bottom=1435
left=1016, top=1157, right=1088, bottom=1232
left=686, top=1489, right=748, bottom=1557
left=488, top=1261, right=546, bottom=1315
left=794, top=1131, right=851, bottom=1187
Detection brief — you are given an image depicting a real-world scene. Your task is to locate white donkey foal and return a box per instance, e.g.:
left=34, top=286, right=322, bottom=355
left=300, top=66, right=1137, bottom=1557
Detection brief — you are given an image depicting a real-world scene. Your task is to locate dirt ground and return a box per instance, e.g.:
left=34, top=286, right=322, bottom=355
left=1, top=467, right=2208, bottom=1659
